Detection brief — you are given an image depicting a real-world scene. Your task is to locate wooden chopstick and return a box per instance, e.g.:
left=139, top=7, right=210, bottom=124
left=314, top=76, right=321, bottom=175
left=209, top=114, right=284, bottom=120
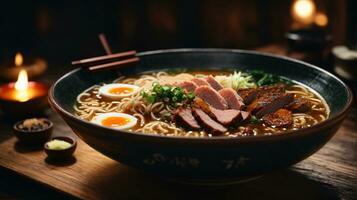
left=98, top=33, right=112, bottom=55
left=71, top=50, right=137, bottom=65
left=72, top=33, right=139, bottom=71
left=88, top=57, right=139, bottom=71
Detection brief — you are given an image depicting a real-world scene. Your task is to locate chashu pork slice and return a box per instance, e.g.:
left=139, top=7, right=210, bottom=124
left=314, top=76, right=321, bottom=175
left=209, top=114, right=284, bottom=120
left=193, top=108, right=227, bottom=135
left=173, top=108, right=201, bottom=130
left=205, top=75, right=223, bottom=91
left=194, top=98, right=241, bottom=125
left=219, top=88, right=245, bottom=110
left=194, top=86, right=228, bottom=110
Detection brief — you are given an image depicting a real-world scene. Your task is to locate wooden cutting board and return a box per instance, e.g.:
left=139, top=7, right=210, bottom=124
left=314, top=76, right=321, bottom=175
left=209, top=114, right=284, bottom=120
left=0, top=109, right=356, bottom=200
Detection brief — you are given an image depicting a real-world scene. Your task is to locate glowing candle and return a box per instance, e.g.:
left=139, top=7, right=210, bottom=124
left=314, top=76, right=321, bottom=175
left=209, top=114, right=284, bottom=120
left=14, top=69, right=31, bottom=102
left=291, top=0, right=316, bottom=27
left=0, top=69, right=47, bottom=102
left=0, top=54, right=49, bottom=117
left=15, top=52, right=24, bottom=66
left=314, top=12, right=328, bottom=27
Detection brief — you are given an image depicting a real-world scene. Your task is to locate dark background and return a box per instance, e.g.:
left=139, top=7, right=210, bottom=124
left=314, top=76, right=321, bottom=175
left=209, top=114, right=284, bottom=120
left=0, top=1, right=356, bottom=199
left=0, top=0, right=352, bottom=66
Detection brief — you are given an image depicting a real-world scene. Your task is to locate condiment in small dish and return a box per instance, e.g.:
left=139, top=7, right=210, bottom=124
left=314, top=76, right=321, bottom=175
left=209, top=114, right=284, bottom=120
left=44, top=136, right=77, bottom=159
left=13, top=118, right=53, bottom=144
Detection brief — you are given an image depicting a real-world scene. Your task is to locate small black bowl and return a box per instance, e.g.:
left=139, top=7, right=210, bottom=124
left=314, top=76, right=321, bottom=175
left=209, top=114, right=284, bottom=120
left=332, top=46, right=357, bottom=80
left=13, top=118, right=53, bottom=145
left=44, top=136, right=77, bottom=159
left=285, top=28, right=331, bottom=52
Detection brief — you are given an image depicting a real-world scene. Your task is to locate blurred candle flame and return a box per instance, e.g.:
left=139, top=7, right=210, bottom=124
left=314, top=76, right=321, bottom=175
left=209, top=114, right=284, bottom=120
left=315, top=12, right=328, bottom=26
left=15, top=69, right=28, bottom=91
left=14, top=69, right=30, bottom=102
left=15, top=52, right=24, bottom=66
left=292, top=0, right=316, bottom=25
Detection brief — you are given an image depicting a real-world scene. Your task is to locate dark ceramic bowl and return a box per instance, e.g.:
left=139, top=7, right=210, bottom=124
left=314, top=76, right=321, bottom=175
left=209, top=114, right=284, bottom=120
left=13, top=118, right=53, bottom=145
left=44, top=136, right=77, bottom=159
left=285, top=29, right=331, bottom=52
left=49, top=49, right=353, bottom=184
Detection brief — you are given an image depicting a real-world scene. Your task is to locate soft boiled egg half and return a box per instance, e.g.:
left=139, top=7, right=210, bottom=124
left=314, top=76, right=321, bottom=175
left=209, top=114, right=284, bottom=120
left=99, top=83, right=139, bottom=100
left=91, top=112, right=138, bottom=130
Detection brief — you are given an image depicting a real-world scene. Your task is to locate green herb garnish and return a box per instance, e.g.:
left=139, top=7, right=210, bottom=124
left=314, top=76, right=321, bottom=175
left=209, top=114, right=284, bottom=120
left=141, top=83, right=195, bottom=106
left=161, top=111, right=172, bottom=120
left=250, top=115, right=260, bottom=124
left=249, top=70, right=292, bottom=86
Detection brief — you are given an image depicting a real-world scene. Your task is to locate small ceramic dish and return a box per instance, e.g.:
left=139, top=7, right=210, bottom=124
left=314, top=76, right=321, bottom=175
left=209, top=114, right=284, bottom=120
left=13, top=118, right=53, bottom=144
left=332, top=45, right=357, bottom=80
left=285, top=28, right=331, bottom=52
left=44, top=136, right=77, bottom=159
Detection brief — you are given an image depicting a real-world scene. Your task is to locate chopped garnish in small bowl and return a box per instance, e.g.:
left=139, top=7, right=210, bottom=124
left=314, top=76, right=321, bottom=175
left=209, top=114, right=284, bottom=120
left=44, top=136, right=77, bottom=159
left=13, top=118, right=53, bottom=145
left=46, top=139, right=72, bottom=150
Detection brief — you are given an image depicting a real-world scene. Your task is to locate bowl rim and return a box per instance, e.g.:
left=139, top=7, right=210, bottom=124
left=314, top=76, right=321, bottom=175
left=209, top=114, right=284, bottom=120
left=49, top=48, right=354, bottom=143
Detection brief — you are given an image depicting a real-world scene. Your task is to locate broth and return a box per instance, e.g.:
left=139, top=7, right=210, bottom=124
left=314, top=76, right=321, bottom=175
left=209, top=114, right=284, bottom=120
left=74, top=71, right=329, bottom=137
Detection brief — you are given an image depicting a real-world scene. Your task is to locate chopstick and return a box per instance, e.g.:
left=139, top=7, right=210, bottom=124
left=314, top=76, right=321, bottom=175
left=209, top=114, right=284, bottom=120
left=98, top=33, right=112, bottom=55
left=88, top=57, right=139, bottom=71
left=71, top=50, right=137, bottom=66
left=71, top=33, right=139, bottom=71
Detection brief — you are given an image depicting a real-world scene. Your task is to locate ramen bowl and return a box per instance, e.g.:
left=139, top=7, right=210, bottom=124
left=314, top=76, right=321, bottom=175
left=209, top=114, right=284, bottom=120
left=49, top=49, right=353, bottom=184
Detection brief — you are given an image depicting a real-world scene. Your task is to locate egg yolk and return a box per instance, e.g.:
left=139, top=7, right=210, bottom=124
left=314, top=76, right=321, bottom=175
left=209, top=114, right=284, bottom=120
left=101, top=116, right=131, bottom=127
left=108, top=87, right=134, bottom=95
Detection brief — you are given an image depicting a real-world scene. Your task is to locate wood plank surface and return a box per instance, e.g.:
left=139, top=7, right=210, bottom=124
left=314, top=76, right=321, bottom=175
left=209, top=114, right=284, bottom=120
left=0, top=106, right=356, bottom=200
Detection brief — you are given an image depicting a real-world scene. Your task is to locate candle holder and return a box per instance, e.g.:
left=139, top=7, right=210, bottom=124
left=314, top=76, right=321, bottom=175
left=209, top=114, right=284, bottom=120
left=0, top=81, right=49, bottom=118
